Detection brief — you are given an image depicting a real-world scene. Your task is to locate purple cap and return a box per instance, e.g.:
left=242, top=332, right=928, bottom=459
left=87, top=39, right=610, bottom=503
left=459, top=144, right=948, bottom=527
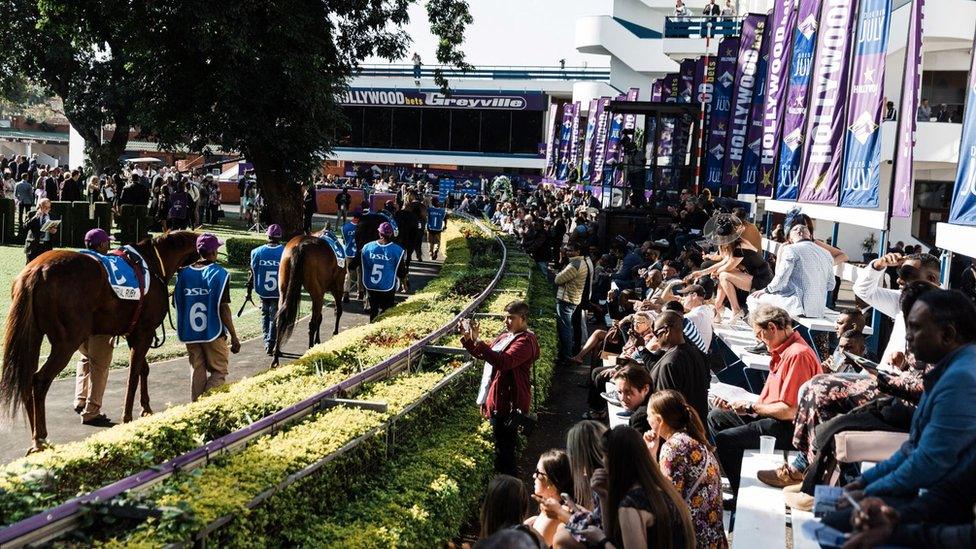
left=378, top=222, right=394, bottom=237
left=266, top=224, right=283, bottom=239
left=196, top=233, right=223, bottom=254
left=352, top=209, right=362, bottom=219
left=84, top=228, right=110, bottom=247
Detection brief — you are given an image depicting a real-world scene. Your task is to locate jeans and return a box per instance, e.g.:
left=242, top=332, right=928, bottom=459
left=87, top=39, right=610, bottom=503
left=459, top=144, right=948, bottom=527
left=536, top=261, right=550, bottom=280
left=707, top=407, right=795, bottom=496
left=556, top=299, right=577, bottom=362
left=261, top=298, right=278, bottom=351
left=572, top=300, right=589, bottom=355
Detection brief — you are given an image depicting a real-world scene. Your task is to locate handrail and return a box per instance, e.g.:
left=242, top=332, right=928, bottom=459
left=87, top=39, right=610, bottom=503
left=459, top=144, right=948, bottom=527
left=0, top=212, right=507, bottom=548
left=355, top=64, right=610, bottom=81
left=663, top=16, right=744, bottom=38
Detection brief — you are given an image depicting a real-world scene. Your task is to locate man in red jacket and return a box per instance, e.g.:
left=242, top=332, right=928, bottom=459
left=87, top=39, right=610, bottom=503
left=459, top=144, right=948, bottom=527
left=460, top=300, right=540, bottom=475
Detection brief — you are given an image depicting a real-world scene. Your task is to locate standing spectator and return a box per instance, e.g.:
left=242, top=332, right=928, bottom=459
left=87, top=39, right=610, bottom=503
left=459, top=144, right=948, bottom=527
left=2, top=169, right=14, bottom=198
left=917, top=98, right=932, bottom=121
left=884, top=100, right=898, bottom=121
left=207, top=179, right=223, bottom=223
left=23, top=198, right=58, bottom=263
left=14, top=173, right=33, bottom=228
left=459, top=300, right=540, bottom=476
left=302, top=183, right=316, bottom=234
left=152, top=186, right=171, bottom=231
left=554, top=242, right=589, bottom=365
left=59, top=172, right=81, bottom=202
left=42, top=170, right=58, bottom=202
left=674, top=0, right=691, bottom=19
left=335, top=185, right=352, bottom=225
left=86, top=176, right=101, bottom=204
left=186, top=175, right=201, bottom=227
left=720, top=0, right=735, bottom=19
left=411, top=52, right=422, bottom=85
left=168, top=181, right=192, bottom=230
left=100, top=177, right=117, bottom=204
left=174, top=234, right=241, bottom=401
left=117, top=173, right=150, bottom=209
left=702, top=0, right=720, bottom=16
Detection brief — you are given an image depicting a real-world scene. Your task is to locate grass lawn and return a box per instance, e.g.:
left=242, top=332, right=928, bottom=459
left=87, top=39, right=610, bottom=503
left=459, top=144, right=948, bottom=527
left=0, top=223, right=313, bottom=378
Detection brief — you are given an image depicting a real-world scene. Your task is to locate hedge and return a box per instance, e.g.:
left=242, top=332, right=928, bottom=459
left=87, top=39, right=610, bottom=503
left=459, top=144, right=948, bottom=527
left=0, top=220, right=496, bottom=527
left=225, top=236, right=266, bottom=268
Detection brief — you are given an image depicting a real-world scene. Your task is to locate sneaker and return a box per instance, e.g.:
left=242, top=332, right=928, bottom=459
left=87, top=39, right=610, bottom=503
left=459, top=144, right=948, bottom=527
left=615, top=409, right=633, bottom=419
left=757, top=463, right=805, bottom=488
left=74, top=405, right=84, bottom=415
left=600, top=391, right=622, bottom=407
left=82, top=414, right=114, bottom=427
left=784, top=490, right=814, bottom=512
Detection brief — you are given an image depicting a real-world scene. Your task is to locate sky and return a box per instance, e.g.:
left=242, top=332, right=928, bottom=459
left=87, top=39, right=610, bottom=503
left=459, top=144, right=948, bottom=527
left=364, top=0, right=611, bottom=69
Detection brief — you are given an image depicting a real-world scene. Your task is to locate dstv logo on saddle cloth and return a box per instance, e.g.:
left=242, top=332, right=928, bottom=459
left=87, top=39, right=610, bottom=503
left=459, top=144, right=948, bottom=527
left=184, top=288, right=211, bottom=296
left=258, top=259, right=279, bottom=267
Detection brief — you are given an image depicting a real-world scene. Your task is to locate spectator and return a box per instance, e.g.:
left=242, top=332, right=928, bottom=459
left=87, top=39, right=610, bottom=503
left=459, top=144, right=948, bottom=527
left=720, top=0, right=735, bottom=19
left=525, top=450, right=574, bottom=545
left=708, top=304, right=821, bottom=498
left=168, top=181, right=192, bottom=230
left=577, top=426, right=694, bottom=549
left=302, top=183, right=316, bottom=233
left=460, top=301, right=540, bottom=475
left=612, top=363, right=656, bottom=433
left=747, top=224, right=834, bottom=319
left=674, top=0, right=691, bottom=19
left=610, top=241, right=642, bottom=290
left=59, top=172, right=82, bottom=202
left=917, top=98, right=932, bottom=121
left=676, top=284, right=714, bottom=350
left=480, top=475, right=531, bottom=538
left=663, top=300, right=708, bottom=355
left=884, top=100, right=897, bottom=121
left=646, top=390, right=727, bottom=549
left=14, top=173, right=33, bottom=228
left=207, top=179, right=223, bottom=223
left=647, top=311, right=711, bottom=423
left=23, top=198, right=58, bottom=263
left=411, top=52, right=422, bottom=84
left=117, top=173, right=150, bottom=210
left=936, top=103, right=950, bottom=122
left=86, top=176, right=101, bottom=204
left=702, top=0, right=720, bottom=16
left=555, top=242, right=590, bottom=365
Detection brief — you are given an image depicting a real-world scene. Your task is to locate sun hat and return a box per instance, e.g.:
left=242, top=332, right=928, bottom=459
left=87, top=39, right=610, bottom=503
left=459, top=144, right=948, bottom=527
left=703, top=213, right=744, bottom=246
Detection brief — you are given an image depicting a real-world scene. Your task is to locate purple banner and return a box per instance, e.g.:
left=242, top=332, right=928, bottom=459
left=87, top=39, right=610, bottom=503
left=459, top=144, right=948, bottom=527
left=652, top=80, right=663, bottom=102
left=591, top=97, right=614, bottom=186
left=556, top=102, right=579, bottom=181
left=797, top=0, right=860, bottom=204
left=567, top=101, right=583, bottom=180
left=759, top=0, right=798, bottom=197
left=892, top=0, right=926, bottom=217
left=680, top=59, right=696, bottom=103
left=704, top=37, right=742, bottom=192
left=580, top=99, right=600, bottom=183
left=697, top=55, right=717, bottom=174
left=543, top=103, right=559, bottom=179
left=721, top=13, right=767, bottom=196
left=664, top=73, right=679, bottom=103
left=740, top=27, right=771, bottom=195
left=616, top=88, right=641, bottom=185
left=340, top=89, right=546, bottom=110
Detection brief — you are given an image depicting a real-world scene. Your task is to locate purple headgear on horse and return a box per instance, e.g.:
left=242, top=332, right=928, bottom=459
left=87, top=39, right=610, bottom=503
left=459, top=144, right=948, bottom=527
left=84, top=228, right=110, bottom=247
left=196, top=233, right=223, bottom=254
left=266, top=224, right=283, bottom=239
left=378, top=222, right=394, bottom=238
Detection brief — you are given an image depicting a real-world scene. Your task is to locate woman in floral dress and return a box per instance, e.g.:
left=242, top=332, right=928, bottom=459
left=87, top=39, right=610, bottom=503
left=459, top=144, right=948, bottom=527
left=646, top=390, right=727, bottom=549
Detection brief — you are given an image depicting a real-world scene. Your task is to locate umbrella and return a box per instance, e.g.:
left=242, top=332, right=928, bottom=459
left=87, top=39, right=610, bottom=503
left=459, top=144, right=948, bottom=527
left=125, top=157, right=164, bottom=164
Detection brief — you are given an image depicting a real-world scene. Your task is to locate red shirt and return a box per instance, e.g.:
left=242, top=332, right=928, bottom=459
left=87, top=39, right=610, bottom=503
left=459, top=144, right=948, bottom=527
left=462, top=330, right=540, bottom=417
left=758, top=330, right=821, bottom=408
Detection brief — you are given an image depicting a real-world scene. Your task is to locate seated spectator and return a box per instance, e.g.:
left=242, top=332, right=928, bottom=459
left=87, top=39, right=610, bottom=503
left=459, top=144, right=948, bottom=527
left=647, top=311, right=710, bottom=423
left=611, top=242, right=643, bottom=291
left=676, top=284, right=714, bottom=350
left=547, top=421, right=610, bottom=548
left=612, top=363, right=655, bottom=432
left=480, top=475, right=531, bottom=538
left=579, top=314, right=651, bottom=420
left=662, top=300, right=708, bottom=355
left=646, top=390, right=728, bottom=549
left=747, top=224, right=834, bottom=318
left=733, top=207, right=761, bottom=251
left=692, top=215, right=773, bottom=322
left=526, top=450, right=575, bottom=545
left=708, top=304, right=822, bottom=498
left=577, top=426, right=695, bottom=548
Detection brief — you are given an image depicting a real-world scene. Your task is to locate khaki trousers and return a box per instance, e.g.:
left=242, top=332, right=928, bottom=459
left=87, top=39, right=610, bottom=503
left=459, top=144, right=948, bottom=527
left=344, top=265, right=360, bottom=295
left=74, top=335, right=114, bottom=421
left=187, top=336, right=230, bottom=401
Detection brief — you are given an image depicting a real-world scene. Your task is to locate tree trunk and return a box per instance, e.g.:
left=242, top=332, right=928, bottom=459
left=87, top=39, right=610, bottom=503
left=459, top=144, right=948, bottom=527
left=251, top=155, right=304, bottom=236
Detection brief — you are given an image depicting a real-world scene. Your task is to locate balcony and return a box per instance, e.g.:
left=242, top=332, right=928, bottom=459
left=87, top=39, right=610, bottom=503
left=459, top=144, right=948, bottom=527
left=880, top=120, right=962, bottom=165
left=575, top=15, right=677, bottom=76
left=354, top=64, right=610, bottom=82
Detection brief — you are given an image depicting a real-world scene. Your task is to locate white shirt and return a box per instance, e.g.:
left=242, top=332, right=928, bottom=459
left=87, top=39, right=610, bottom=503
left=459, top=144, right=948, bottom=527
left=685, top=304, right=714, bottom=349
left=853, top=265, right=904, bottom=367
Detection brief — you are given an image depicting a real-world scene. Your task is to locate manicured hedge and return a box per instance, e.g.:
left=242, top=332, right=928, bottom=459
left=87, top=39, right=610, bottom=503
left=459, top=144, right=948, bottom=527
left=224, top=236, right=266, bottom=268
left=0, top=220, right=493, bottom=527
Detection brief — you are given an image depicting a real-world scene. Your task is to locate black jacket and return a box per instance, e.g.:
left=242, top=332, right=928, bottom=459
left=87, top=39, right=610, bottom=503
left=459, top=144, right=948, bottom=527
left=23, top=212, right=56, bottom=261
left=648, top=343, right=710, bottom=423
left=118, top=183, right=150, bottom=207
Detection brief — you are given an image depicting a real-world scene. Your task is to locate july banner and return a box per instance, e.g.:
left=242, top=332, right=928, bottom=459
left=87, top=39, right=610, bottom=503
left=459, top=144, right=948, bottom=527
left=797, top=0, right=860, bottom=204
left=839, top=0, right=891, bottom=208
left=598, top=95, right=626, bottom=185
left=590, top=97, right=612, bottom=186
left=652, top=80, right=663, bottom=102
left=947, top=35, right=976, bottom=224
left=566, top=101, right=583, bottom=180
left=556, top=102, right=578, bottom=181
left=703, top=37, right=741, bottom=193
left=616, top=88, right=641, bottom=185
left=543, top=103, right=559, bottom=179
left=680, top=59, right=696, bottom=103
left=580, top=99, right=600, bottom=183
left=721, top=13, right=767, bottom=196
left=892, top=0, right=926, bottom=217
left=776, top=0, right=822, bottom=200
left=739, top=28, right=771, bottom=195
left=759, top=0, right=798, bottom=197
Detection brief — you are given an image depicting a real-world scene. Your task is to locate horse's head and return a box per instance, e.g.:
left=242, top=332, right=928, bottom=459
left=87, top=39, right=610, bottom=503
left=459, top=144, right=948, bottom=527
left=151, top=230, right=203, bottom=280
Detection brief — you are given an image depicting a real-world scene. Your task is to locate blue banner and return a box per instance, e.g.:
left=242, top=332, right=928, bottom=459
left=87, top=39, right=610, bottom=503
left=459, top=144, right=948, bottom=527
left=839, top=0, right=891, bottom=208
left=740, top=31, right=771, bottom=195
left=948, top=39, right=976, bottom=225
left=703, top=37, right=741, bottom=193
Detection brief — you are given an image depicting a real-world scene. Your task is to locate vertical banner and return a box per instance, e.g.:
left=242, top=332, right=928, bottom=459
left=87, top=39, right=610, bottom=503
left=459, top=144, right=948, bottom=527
left=721, top=13, right=767, bottom=196
left=666, top=73, right=680, bottom=103
left=704, top=37, right=741, bottom=192
left=555, top=102, right=579, bottom=181
left=776, top=0, right=822, bottom=200
left=839, top=0, right=892, bottom=208
left=601, top=96, right=626, bottom=184
left=590, top=97, right=613, bottom=186
left=797, top=0, right=860, bottom=204
left=616, top=88, right=641, bottom=185
left=892, top=0, right=926, bottom=217
left=697, top=55, right=717, bottom=144
left=759, top=0, right=798, bottom=197
left=947, top=36, right=976, bottom=224
left=652, top=80, right=663, bottom=102
left=543, top=103, right=559, bottom=179
left=680, top=59, right=696, bottom=103
left=739, top=26, right=772, bottom=195
left=580, top=99, right=600, bottom=183
left=566, top=101, right=583, bottom=180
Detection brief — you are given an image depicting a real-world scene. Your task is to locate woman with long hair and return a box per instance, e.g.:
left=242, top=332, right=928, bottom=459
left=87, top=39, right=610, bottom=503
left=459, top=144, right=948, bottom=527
left=480, top=475, right=530, bottom=539
left=548, top=421, right=607, bottom=548
left=580, top=426, right=695, bottom=549
left=526, top=450, right=575, bottom=545
left=647, top=390, right=728, bottom=548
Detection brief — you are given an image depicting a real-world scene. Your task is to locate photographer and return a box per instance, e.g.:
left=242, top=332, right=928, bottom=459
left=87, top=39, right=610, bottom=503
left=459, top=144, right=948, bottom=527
left=460, top=300, right=540, bottom=475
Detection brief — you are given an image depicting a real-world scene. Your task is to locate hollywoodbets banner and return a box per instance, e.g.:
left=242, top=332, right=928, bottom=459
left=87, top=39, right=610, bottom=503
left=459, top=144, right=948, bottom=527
left=616, top=88, right=641, bottom=184
left=566, top=101, right=583, bottom=179
left=947, top=35, right=976, bottom=224
left=893, top=0, right=926, bottom=217
left=555, top=102, right=578, bottom=181
left=722, top=13, right=767, bottom=196
left=776, top=0, right=821, bottom=200
left=680, top=59, right=696, bottom=103
left=590, top=97, right=612, bottom=186
left=839, top=0, right=891, bottom=208
left=696, top=56, right=717, bottom=133
left=666, top=73, right=680, bottom=103
left=601, top=96, right=626, bottom=184
left=543, top=103, right=559, bottom=179
left=704, top=37, right=741, bottom=193
left=759, top=0, right=798, bottom=197
left=740, top=28, right=771, bottom=195
left=580, top=99, right=600, bottom=183
left=797, top=0, right=860, bottom=204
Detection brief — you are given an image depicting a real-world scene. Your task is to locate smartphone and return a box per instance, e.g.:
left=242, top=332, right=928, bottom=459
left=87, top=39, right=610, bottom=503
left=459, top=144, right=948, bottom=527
left=560, top=492, right=577, bottom=513
left=843, top=351, right=881, bottom=375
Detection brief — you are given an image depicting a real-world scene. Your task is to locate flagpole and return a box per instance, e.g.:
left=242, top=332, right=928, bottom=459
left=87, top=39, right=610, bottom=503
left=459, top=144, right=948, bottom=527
left=694, top=30, right=713, bottom=194
left=885, top=0, right=914, bottom=227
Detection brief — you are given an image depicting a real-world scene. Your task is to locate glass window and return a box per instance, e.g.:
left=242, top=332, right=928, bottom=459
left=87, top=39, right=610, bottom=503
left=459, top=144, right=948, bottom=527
left=392, top=108, right=422, bottom=149
left=338, top=107, right=364, bottom=147
left=363, top=107, right=393, bottom=148
left=480, top=111, right=512, bottom=153
left=510, top=110, right=544, bottom=153
left=450, top=110, right=481, bottom=152
left=421, top=109, right=451, bottom=151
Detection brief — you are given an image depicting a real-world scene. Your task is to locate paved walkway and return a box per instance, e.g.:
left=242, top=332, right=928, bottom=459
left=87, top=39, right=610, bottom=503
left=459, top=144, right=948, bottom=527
left=0, top=257, right=442, bottom=463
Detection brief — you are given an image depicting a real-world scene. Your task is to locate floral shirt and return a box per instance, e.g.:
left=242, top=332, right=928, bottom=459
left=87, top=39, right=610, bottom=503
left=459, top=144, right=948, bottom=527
left=659, top=432, right=728, bottom=549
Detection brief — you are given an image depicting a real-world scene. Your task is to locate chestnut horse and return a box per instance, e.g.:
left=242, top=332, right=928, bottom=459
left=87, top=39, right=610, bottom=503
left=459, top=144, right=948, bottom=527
left=0, top=231, right=201, bottom=453
left=272, top=234, right=346, bottom=364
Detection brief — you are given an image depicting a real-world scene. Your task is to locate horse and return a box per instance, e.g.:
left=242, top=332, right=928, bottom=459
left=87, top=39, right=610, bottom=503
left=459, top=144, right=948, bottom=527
left=402, top=199, right=428, bottom=262
left=0, top=231, right=201, bottom=453
left=351, top=210, right=422, bottom=286
left=272, top=234, right=346, bottom=364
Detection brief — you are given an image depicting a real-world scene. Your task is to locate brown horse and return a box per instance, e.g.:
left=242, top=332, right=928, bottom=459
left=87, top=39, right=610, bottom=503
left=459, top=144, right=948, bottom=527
left=272, top=234, right=346, bottom=364
left=0, top=231, right=201, bottom=453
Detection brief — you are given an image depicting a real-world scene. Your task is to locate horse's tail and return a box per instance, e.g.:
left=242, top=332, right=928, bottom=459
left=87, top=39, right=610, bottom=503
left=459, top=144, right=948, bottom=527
left=1, top=273, right=40, bottom=420
left=275, top=238, right=311, bottom=346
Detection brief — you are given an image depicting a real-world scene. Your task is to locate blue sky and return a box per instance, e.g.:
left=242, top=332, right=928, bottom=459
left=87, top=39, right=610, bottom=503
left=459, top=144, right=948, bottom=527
left=364, top=0, right=611, bottom=68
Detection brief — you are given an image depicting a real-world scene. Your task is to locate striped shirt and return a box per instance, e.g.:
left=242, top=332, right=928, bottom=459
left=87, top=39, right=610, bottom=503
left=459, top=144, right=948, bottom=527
left=683, top=318, right=707, bottom=354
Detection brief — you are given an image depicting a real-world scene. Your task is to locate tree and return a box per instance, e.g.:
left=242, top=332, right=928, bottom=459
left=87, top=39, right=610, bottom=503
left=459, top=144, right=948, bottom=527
left=117, top=0, right=471, bottom=234
left=0, top=0, right=140, bottom=174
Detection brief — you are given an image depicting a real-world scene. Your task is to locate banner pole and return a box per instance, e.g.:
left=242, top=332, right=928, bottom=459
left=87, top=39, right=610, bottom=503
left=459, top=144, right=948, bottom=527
left=694, top=32, right=712, bottom=194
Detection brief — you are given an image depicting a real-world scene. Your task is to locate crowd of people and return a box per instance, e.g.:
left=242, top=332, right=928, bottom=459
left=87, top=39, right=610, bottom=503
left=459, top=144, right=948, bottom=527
left=465, top=183, right=976, bottom=548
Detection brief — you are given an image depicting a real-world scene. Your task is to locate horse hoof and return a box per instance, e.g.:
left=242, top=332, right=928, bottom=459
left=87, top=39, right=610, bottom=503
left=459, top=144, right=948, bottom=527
left=141, top=409, right=154, bottom=417
left=122, top=415, right=133, bottom=423
left=26, top=441, right=49, bottom=456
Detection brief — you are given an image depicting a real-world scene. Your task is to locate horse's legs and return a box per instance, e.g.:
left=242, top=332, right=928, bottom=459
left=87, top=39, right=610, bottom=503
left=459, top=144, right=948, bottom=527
left=30, top=342, right=76, bottom=451
left=308, top=293, right=324, bottom=348
left=332, top=286, right=343, bottom=335
left=139, top=358, right=153, bottom=416
left=123, top=338, right=151, bottom=423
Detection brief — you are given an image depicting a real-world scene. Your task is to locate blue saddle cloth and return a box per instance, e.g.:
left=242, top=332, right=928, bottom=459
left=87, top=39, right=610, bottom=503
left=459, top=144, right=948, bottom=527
left=378, top=210, right=399, bottom=236
left=318, top=231, right=346, bottom=268
left=80, top=248, right=148, bottom=300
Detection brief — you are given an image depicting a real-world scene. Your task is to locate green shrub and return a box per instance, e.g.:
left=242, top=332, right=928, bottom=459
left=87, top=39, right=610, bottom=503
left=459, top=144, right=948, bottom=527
left=225, top=236, right=266, bottom=268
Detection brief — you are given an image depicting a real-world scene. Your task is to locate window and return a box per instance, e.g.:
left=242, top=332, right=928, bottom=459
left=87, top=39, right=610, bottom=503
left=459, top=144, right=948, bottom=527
left=338, top=107, right=365, bottom=147
left=480, top=111, right=512, bottom=153
left=422, top=109, right=451, bottom=150
left=392, top=108, right=422, bottom=149
left=363, top=107, right=393, bottom=148
left=450, top=110, right=481, bottom=152
left=510, top=110, right=544, bottom=153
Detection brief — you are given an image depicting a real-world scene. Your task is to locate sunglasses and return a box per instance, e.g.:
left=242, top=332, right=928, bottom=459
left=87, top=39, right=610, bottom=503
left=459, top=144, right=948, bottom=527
left=653, top=326, right=669, bottom=338
left=533, top=469, right=548, bottom=479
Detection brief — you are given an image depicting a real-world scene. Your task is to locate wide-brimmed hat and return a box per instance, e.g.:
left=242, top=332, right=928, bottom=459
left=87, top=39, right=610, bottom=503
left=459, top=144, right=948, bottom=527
left=703, top=213, right=744, bottom=246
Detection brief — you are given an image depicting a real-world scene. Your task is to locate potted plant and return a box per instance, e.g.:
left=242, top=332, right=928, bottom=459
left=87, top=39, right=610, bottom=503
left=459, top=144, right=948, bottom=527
left=862, top=232, right=878, bottom=263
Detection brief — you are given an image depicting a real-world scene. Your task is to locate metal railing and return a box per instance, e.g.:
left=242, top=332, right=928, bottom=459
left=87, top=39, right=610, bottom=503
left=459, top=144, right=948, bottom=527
left=0, top=212, right=508, bottom=548
left=664, top=16, right=744, bottom=38
left=355, top=64, right=610, bottom=81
